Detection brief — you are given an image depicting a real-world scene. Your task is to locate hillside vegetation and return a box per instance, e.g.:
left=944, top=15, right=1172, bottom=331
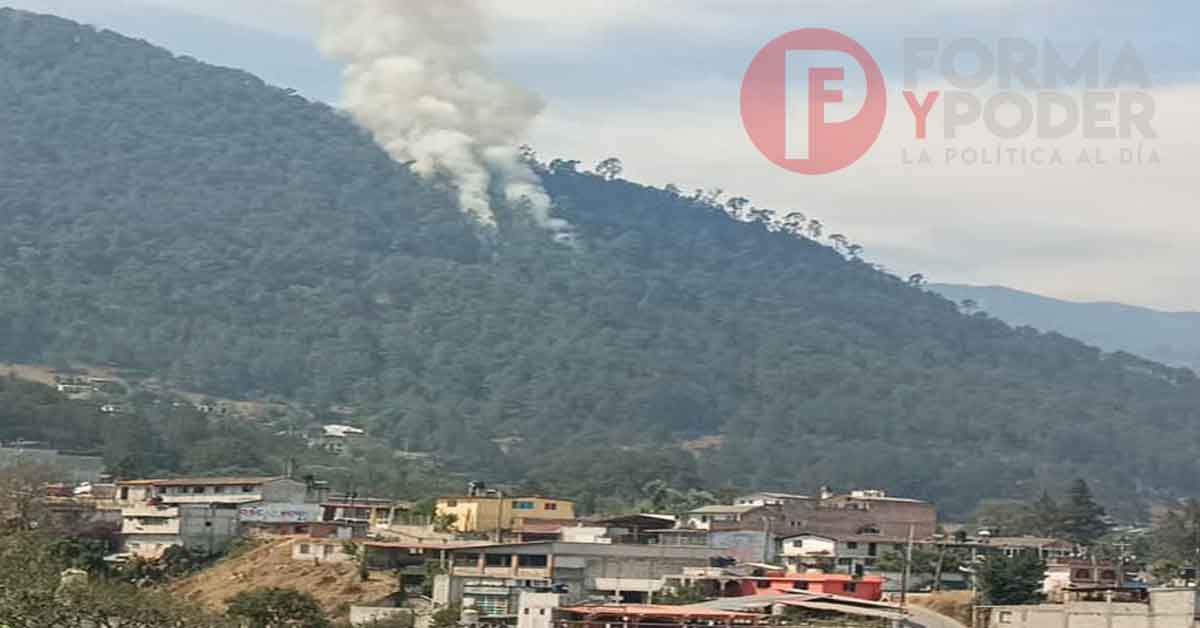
left=1, top=9, right=1198, bottom=516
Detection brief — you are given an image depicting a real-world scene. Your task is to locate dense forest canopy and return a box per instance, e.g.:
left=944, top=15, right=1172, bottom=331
left=0, top=9, right=1198, bottom=517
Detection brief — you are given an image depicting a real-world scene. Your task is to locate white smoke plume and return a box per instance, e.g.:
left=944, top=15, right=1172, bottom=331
left=317, top=0, right=566, bottom=232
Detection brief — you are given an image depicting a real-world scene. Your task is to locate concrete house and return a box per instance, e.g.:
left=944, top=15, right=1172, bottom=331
left=683, top=504, right=775, bottom=531
left=734, top=492, right=813, bottom=507
left=778, top=532, right=910, bottom=574
left=779, top=489, right=938, bottom=539
left=120, top=503, right=238, bottom=559
left=116, top=476, right=321, bottom=507
left=435, top=495, right=576, bottom=534
left=114, top=476, right=326, bottom=557
left=316, top=424, right=366, bottom=455
left=236, top=502, right=323, bottom=536
left=321, top=497, right=411, bottom=529
left=435, top=541, right=723, bottom=617
left=981, top=588, right=1196, bottom=628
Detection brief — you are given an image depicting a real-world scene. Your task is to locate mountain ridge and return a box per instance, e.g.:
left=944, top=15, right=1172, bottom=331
left=2, top=7, right=1199, bottom=518
left=932, top=283, right=1200, bottom=369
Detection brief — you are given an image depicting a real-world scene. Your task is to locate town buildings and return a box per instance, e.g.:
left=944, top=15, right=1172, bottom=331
left=777, top=532, right=911, bottom=575
left=725, top=571, right=886, bottom=601
left=1043, top=559, right=1124, bottom=600
left=981, top=588, right=1195, bottom=628
left=316, top=424, right=367, bottom=455
left=435, top=495, right=576, bottom=535
left=784, top=489, right=939, bottom=539
left=320, top=497, right=411, bottom=529
left=111, top=475, right=328, bottom=558
left=119, top=503, right=239, bottom=559
left=683, top=504, right=776, bottom=532
left=433, top=541, right=723, bottom=617
left=115, top=475, right=324, bottom=506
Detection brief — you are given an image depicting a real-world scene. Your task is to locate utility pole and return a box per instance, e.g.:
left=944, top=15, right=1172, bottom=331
left=1192, top=504, right=1199, bottom=592
left=900, top=524, right=915, bottom=608
left=495, top=490, right=505, bottom=543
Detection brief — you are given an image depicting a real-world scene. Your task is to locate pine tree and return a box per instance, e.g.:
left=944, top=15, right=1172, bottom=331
left=978, top=552, right=1047, bottom=605
left=1030, top=490, right=1062, bottom=537
left=1058, top=479, right=1108, bottom=546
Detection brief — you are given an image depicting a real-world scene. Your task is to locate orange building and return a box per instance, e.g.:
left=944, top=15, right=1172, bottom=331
left=732, top=572, right=885, bottom=601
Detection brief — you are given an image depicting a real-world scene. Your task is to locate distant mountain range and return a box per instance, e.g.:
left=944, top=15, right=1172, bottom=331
left=5, top=7, right=1200, bottom=517
left=932, top=284, right=1200, bottom=369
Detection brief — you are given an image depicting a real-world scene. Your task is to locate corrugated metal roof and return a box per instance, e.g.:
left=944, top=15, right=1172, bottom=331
left=686, top=592, right=905, bottom=619
left=364, top=541, right=491, bottom=550
left=560, top=605, right=761, bottom=619
left=689, top=504, right=764, bottom=514
left=118, top=476, right=286, bottom=487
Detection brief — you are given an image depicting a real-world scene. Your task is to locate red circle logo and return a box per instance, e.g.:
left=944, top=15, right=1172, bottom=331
left=741, top=29, right=886, bottom=175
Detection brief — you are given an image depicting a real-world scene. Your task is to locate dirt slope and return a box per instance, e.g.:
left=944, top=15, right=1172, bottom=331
left=170, top=537, right=397, bottom=619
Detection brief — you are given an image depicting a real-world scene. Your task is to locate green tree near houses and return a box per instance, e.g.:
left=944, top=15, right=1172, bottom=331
left=977, top=553, right=1047, bottom=605
left=1029, top=491, right=1062, bottom=538
left=1058, top=479, right=1109, bottom=546
left=224, top=588, right=329, bottom=628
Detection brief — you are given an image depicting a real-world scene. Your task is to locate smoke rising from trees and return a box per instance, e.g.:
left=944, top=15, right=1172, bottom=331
left=318, top=0, right=566, bottom=231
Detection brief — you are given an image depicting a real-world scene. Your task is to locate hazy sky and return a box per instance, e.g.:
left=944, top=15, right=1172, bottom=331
left=9, top=0, right=1200, bottom=311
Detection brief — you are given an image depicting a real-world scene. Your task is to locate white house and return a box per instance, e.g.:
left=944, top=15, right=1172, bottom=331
left=778, top=533, right=909, bottom=574
left=318, top=425, right=367, bottom=455
left=683, top=504, right=769, bottom=531
left=292, top=538, right=355, bottom=563
left=734, top=492, right=812, bottom=507
left=116, top=476, right=321, bottom=507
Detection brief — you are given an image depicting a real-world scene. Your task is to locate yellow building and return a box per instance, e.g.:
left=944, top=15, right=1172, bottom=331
left=435, top=495, right=575, bottom=533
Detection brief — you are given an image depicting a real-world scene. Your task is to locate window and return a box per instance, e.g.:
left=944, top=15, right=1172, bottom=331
left=756, top=580, right=770, bottom=589
left=846, top=582, right=858, bottom=593
left=513, top=501, right=535, bottom=510
left=242, top=485, right=255, bottom=493
left=191, top=486, right=206, bottom=494
left=444, top=500, right=458, bottom=507
left=486, top=554, right=512, bottom=567
left=846, top=542, right=858, bottom=549
left=213, top=486, right=225, bottom=494
left=299, top=544, right=310, bottom=555
left=119, top=487, right=129, bottom=500
left=518, top=554, right=548, bottom=567
left=793, top=540, right=804, bottom=548
left=1100, top=570, right=1118, bottom=580
left=1074, top=568, right=1092, bottom=580
left=544, top=502, right=558, bottom=510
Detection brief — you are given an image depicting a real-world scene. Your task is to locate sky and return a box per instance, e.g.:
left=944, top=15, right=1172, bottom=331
left=7, top=0, right=1199, bottom=311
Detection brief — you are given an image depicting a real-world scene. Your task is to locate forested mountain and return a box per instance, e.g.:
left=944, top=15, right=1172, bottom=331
left=1, top=8, right=1199, bottom=517
left=933, top=284, right=1200, bottom=370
